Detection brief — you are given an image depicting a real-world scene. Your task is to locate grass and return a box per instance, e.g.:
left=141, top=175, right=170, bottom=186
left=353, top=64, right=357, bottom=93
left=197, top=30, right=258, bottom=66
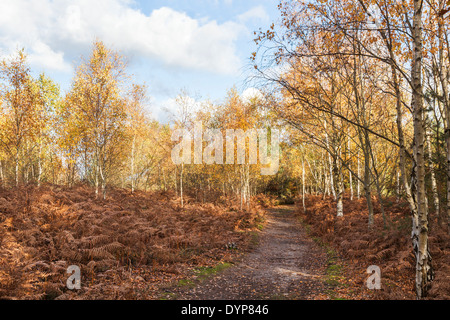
left=176, top=279, right=195, bottom=288
left=298, top=215, right=348, bottom=300
left=194, top=262, right=233, bottom=281
left=254, top=212, right=267, bottom=231
left=159, top=262, right=234, bottom=300
left=322, top=246, right=348, bottom=300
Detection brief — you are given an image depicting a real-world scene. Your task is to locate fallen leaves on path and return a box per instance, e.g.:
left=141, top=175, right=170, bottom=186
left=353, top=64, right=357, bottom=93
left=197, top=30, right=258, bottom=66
left=173, top=206, right=328, bottom=300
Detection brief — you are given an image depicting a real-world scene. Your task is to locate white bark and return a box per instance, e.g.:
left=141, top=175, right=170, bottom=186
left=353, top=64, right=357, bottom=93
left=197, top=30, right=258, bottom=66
left=302, top=158, right=306, bottom=212
left=427, top=132, right=440, bottom=216
left=0, top=160, right=3, bottom=187
left=411, top=0, right=433, bottom=298
left=348, top=133, right=354, bottom=201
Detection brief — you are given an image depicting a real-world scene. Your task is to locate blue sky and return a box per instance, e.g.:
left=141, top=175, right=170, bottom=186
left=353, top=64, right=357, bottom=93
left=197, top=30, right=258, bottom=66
left=0, top=0, right=281, bottom=122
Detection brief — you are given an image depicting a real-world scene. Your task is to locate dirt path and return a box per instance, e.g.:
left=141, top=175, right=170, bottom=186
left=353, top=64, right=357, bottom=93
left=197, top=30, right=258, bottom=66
left=174, top=206, right=328, bottom=300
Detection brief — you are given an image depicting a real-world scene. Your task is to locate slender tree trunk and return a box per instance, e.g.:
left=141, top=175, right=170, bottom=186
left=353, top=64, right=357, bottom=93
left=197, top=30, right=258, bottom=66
left=324, top=122, right=336, bottom=200
left=392, top=65, right=416, bottom=215
left=324, top=162, right=330, bottom=197
left=427, top=131, right=440, bottom=217
left=246, top=163, right=250, bottom=211
left=180, top=163, right=184, bottom=208
left=411, top=0, right=433, bottom=298
left=95, top=164, right=99, bottom=198
left=357, top=152, right=361, bottom=199
left=0, top=160, right=4, bottom=187
left=361, top=130, right=375, bottom=227
left=434, top=0, right=450, bottom=232
left=373, top=165, right=387, bottom=228
left=15, top=153, right=19, bottom=187
left=329, top=154, right=336, bottom=200
left=240, top=165, right=244, bottom=211
left=131, top=135, right=136, bottom=193
left=302, top=158, right=306, bottom=212
left=37, top=141, right=42, bottom=187
left=348, top=134, right=354, bottom=201
left=174, top=166, right=178, bottom=195
left=445, top=89, right=450, bottom=233
left=99, top=161, right=106, bottom=200
left=367, top=136, right=387, bottom=228
left=336, top=157, right=344, bottom=217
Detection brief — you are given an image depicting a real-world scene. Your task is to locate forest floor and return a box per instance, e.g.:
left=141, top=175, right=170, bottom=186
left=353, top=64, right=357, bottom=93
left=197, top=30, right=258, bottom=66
left=167, top=206, right=329, bottom=300
left=0, top=184, right=267, bottom=300
left=2, top=185, right=448, bottom=300
left=297, top=195, right=450, bottom=300
left=166, top=197, right=450, bottom=300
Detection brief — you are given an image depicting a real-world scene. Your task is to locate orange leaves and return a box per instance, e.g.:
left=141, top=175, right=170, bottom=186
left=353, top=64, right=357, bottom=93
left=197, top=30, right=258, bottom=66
left=367, top=36, right=379, bottom=44
left=0, top=184, right=265, bottom=299
left=0, top=50, right=40, bottom=158
left=61, top=40, right=133, bottom=191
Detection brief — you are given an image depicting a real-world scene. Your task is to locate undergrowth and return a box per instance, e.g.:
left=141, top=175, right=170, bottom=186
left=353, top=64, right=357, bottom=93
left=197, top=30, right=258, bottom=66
left=297, top=195, right=450, bottom=300
left=0, top=184, right=266, bottom=300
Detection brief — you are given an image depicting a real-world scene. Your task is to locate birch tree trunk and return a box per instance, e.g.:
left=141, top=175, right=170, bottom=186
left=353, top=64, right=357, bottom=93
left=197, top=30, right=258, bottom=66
left=357, top=152, right=361, bottom=199
left=426, top=131, right=440, bottom=216
left=302, top=158, right=306, bottom=212
left=392, top=64, right=417, bottom=216
left=15, top=153, right=19, bottom=187
left=174, top=166, right=178, bottom=195
left=411, top=0, right=433, bottom=298
left=434, top=0, right=450, bottom=232
left=180, top=163, right=184, bottom=208
left=336, top=157, right=344, bottom=217
left=348, top=134, right=354, bottom=201
left=444, top=69, right=450, bottom=233
left=99, top=161, right=106, bottom=200
left=0, top=160, right=4, bottom=188
left=95, top=161, right=99, bottom=198
left=131, top=135, right=136, bottom=193
left=363, top=137, right=374, bottom=227
left=239, top=165, right=243, bottom=211
left=324, top=121, right=336, bottom=200
left=37, top=141, right=42, bottom=187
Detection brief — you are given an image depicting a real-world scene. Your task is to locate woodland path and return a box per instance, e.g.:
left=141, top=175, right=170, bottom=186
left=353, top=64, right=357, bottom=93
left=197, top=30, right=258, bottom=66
left=174, top=205, right=328, bottom=300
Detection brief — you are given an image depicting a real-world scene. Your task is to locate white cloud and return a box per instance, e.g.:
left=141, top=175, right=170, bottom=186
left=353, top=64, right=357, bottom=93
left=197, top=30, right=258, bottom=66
left=0, top=0, right=244, bottom=75
left=238, top=6, right=270, bottom=24
left=28, top=42, right=72, bottom=73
